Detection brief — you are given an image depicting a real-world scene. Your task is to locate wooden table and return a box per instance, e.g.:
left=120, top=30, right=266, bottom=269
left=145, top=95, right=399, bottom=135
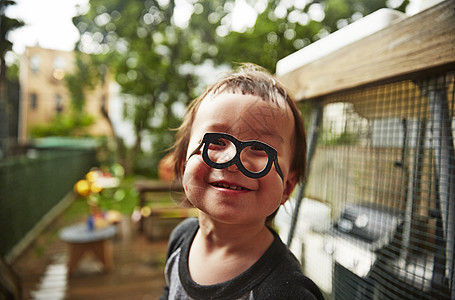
left=59, top=223, right=116, bottom=274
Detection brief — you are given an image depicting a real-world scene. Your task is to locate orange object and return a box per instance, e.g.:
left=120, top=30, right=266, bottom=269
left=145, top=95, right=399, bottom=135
left=158, top=152, right=176, bottom=182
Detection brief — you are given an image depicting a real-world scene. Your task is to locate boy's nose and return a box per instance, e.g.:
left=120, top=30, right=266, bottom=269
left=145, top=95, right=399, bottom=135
left=226, top=163, right=239, bottom=173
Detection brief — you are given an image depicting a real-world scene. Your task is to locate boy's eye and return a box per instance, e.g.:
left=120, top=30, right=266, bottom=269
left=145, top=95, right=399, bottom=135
left=251, top=145, right=265, bottom=151
left=208, top=138, right=228, bottom=150
left=212, top=138, right=226, bottom=146
left=246, top=145, right=268, bottom=157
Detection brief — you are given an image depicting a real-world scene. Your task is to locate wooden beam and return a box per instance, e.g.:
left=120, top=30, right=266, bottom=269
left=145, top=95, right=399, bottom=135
left=278, top=0, right=455, bottom=101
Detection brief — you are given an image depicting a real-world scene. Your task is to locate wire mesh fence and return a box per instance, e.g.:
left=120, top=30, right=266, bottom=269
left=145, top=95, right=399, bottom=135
left=0, top=147, right=97, bottom=259
left=278, top=70, right=454, bottom=299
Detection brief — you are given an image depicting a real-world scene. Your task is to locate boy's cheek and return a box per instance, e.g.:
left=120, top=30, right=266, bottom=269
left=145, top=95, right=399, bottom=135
left=182, top=158, right=208, bottom=201
left=184, top=155, right=206, bottom=177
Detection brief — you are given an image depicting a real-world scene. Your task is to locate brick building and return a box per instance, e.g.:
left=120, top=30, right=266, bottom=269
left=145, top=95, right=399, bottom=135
left=18, top=46, right=112, bottom=143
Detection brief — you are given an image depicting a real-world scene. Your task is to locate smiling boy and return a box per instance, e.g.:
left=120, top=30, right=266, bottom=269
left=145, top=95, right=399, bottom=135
left=160, top=64, right=323, bottom=300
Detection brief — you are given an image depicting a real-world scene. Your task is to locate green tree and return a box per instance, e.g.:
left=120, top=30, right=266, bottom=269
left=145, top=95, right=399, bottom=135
left=215, top=0, right=409, bottom=72
left=0, top=0, right=23, bottom=157
left=72, top=0, right=409, bottom=176
left=72, top=0, right=216, bottom=175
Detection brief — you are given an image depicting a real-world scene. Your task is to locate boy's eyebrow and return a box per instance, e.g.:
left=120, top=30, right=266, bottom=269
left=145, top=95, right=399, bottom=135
left=259, top=131, right=284, bottom=144
left=206, top=123, right=284, bottom=144
left=205, top=123, right=230, bottom=132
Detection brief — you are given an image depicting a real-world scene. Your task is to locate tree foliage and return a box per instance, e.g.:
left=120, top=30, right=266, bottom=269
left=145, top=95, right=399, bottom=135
left=0, top=0, right=23, bottom=157
left=29, top=113, right=95, bottom=138
left=72, top=0, right=409, bottom=176
left=0, top=0, right=23, bottom=59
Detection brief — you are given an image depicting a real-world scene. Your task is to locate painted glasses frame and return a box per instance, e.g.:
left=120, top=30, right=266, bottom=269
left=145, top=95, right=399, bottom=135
left=188, top=132, right=284, bottom=181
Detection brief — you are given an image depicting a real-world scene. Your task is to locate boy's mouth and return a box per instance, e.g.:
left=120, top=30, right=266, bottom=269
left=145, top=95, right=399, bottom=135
left=210, top=182, right=249, bottom=191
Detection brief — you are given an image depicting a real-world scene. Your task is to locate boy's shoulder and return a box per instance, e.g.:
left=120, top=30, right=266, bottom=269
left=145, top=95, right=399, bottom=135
left=167, top=217, right=198, bottom=253
left=171, top=217, right=198, bottom=238
left=255, top=230, right=324, bottom=300
left=261, top=259, right=324, bottom=300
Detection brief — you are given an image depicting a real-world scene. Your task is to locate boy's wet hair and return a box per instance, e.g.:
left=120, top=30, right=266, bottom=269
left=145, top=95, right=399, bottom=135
left=172, top=63, right=307, bottom=184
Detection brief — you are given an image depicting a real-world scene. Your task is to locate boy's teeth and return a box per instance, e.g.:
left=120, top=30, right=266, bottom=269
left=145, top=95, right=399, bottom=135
left=213, top=182, right=245, bottom=190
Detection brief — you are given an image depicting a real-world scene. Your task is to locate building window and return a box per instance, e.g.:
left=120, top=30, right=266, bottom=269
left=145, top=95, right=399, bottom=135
left=52, top=56, right=66, bottom=80
left=53, top=56, right=65, bottom=69
left=30, top=54, right=40, bottom=74
left=30, top=93, right=38, bottom=109
left=55, top=94, right=63, bottom=113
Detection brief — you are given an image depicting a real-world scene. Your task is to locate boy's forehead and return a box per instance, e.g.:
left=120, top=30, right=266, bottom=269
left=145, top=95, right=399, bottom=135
left=194, top=92, right=294, bottom=142
left=204, top=91, right=290, bottom=111
left=204, top=121, right=285, bottom=144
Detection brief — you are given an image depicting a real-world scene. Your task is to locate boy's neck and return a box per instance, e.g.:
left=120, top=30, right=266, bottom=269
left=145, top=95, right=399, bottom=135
left=188, top=212, right=275, bottom=285
left=196, top=212, right=274, bottom=252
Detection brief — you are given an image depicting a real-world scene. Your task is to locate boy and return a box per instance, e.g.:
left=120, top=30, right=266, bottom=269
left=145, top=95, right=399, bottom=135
left=160, top=64, right=323, bottom=299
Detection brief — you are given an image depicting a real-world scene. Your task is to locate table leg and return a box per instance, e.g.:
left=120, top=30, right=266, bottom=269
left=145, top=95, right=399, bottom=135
left=67, top=240, right=113, bottom=274
left=91, top=240, right=113, bottom=271
left=68, top=243, right=88, bottom=274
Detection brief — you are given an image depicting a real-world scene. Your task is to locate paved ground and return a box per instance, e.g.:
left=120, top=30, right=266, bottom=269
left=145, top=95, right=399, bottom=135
left=12, top=215, right=169, bottom=299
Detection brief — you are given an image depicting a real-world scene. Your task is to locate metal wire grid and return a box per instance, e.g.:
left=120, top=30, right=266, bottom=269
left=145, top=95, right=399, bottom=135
left=303, top=71, right=454, bottom=299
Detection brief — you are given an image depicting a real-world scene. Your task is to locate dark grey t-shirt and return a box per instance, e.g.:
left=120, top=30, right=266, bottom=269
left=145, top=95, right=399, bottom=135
left=160, top=218, right=324, bottom=300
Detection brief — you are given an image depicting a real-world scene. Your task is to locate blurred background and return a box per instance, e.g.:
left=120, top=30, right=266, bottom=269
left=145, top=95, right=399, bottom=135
left=1, top=0, right=451, bottom=299
left=1, top=0, right=420, bottom=177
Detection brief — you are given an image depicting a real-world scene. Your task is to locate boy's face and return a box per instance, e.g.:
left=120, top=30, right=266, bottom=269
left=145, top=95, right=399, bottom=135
left=183, top=92, right=298, bottom=225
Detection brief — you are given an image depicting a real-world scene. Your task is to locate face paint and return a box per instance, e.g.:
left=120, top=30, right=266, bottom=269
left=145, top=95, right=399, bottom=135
left=188, top=132, right=283, bottom=181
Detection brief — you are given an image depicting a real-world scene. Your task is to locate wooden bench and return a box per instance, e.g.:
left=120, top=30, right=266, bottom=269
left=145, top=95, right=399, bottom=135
left=134, top=180, right=185, bottom=231
left=143, top=206, right=198, bottom=240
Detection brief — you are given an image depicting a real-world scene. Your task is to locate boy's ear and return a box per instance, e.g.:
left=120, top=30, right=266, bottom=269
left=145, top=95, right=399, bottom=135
left=281, top=171, right=299, bottom=204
